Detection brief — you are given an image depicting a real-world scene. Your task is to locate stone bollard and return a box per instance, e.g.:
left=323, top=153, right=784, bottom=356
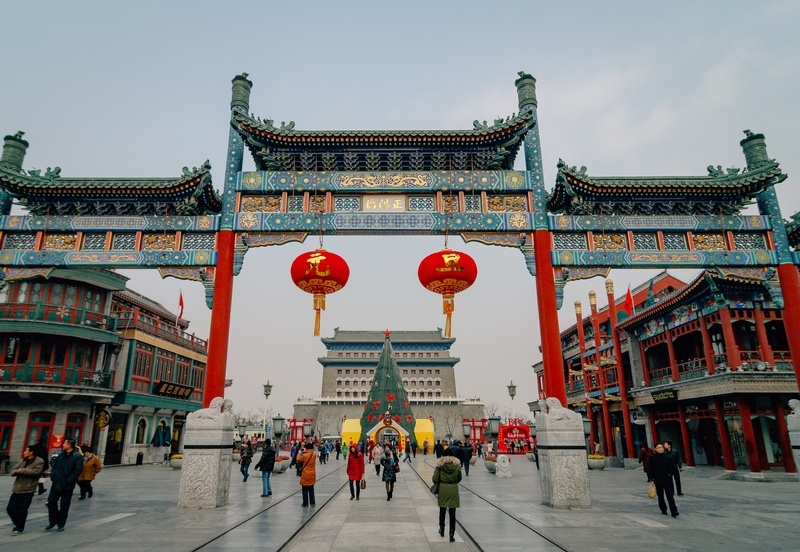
left=536, top=398, right=592, bottom=509
left=178, top=397, right=236, bottom=509
left=496, top=455, right=512, bottom=477
left=788, top=399, right=800, bottom=481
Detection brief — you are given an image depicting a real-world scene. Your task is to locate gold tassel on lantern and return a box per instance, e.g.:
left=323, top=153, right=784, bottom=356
left=313, top=294, right=326, bottom=336
left=442, top=294, right=454, bottom=338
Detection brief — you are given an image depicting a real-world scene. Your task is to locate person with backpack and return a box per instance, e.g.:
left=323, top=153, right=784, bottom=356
left=254, top=438, right=277, bottom=497
left=296, top=443, right=317, bottom=507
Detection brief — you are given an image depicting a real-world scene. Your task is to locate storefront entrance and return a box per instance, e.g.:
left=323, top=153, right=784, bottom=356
left=104, top=412, right=128, bottom=465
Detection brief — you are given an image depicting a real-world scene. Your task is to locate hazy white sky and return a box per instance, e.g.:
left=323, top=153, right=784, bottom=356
left=3, top=1, right=799, bottom=418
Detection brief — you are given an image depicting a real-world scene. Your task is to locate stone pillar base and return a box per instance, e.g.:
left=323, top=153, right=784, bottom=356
left=789, top=430, right=800, bottom=482
left=178, top=397, right=235, bottom=509
left=536, top=400, right=592, bottom=509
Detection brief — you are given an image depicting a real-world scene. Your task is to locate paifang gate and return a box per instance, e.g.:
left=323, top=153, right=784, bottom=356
left=2, top=72, right=800, bottom=441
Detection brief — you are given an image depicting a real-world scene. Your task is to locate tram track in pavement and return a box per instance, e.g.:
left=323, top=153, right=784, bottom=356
left=411, top=457, right=573, bottom=552
left=190, top=464, right=348, bottom=552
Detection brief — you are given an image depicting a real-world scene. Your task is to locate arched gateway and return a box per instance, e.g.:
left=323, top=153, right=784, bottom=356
left=2, top=72, right=799, bottom=470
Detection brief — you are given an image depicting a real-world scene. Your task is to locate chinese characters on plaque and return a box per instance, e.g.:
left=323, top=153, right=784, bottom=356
left=362, top=195, right=406, bottom=212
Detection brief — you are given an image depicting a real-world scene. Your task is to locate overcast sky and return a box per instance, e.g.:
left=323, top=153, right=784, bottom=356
left=3, top=1, right=799, bottom=420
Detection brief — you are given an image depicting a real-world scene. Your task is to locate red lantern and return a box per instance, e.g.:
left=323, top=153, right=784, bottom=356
left=290, top=248, right=350, bottom=335
left=418, top=248, right=477, bottom=338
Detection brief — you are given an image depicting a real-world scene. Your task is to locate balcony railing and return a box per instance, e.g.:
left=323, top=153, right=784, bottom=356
left=677, top=358, right=708, bottom=380
left=114, top=310, right=207, bottom=353
left=0, top=363, right=114, bottom=389
left=0, top=302, right=116, bottom=331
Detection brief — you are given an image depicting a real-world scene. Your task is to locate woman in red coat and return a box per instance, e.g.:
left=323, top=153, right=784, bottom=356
left=346, top=444, right=365, bottom=500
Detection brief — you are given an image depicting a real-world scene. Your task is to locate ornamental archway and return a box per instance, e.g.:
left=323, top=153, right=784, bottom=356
left=2, top=72, right=799, bottom=468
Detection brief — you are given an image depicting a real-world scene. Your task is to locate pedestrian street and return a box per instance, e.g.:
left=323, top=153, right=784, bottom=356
left=2, top=456, right=799, bottom=551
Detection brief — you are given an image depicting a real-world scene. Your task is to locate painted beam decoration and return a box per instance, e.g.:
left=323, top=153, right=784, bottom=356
left=0, top=75, right=796, bottom=313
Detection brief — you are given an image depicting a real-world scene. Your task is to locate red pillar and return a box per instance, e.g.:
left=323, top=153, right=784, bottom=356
left=699, top=314, right=716, bottom=375
left=713, top=398, right=736, bottom=470
left=719, top=307, right=739, bottom=370
left=648, top=412, right=659, bottom=447
left=777, top=264, right=800, bottom=392
left=606, top=280, right=635, bottom=460
left=772, top=397, right=797, bottom=473
left=575, top=302, right=596, bottom=446
left=534, top=229, right=567, bottom=405
left=664, top=327, right=679, bottom=383
left=590, top=293, right=614, bottom=456
left=677, top=406, right=695, bottom=467
left=640, top=342, right=651, bottom=386
left=204, top=229, right=235, bottom=407
left=737, top=395, right=762, bottom=473
left=753, top=305, right=776, bottom=368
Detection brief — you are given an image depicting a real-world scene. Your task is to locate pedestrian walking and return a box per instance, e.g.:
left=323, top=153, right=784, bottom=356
left=434, top=440, right=443, bottom=458
left=371, top=442, right=382, bottom=475
left=663, top=441, right=683, bottom=495
left=77, top=446, right=101, bottom=500
left=423, top=438, right=429, bottom=455
left=403, top=440, right=412, bottom=463
left=335, top=440, right=342, bottom=460
left=239, top=441, right=253, bottom=482
left=318, top=442, right=327, bottom=465
left=639, top=444, right=654, bottom=481
left=647, top=443, right=679, bottom=517
left=346, top=444, right=365, bottom=500
left=411, top=440, right=417, bottom=458
left=296, top=443, right=317, bottom=507
left=432, top=448, right=462, bottom=542
left=6, top=447, right=44, bottom=536
left=46, top=438, right=84, bottom=532
left=461, top=441, right=471, bottom=476
left=380, top=446, right=399, bottom=500
left=254, top=438, right=276, bottom=497
left=30, top=437, right=48, bottom=495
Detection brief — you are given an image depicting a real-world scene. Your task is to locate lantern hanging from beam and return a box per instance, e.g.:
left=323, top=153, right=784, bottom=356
left=418, top=249, right=477, bottom=338
left=290, top=249, right=350, bottom=335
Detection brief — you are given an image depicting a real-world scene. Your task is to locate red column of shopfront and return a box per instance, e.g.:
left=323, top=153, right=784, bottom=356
left=606, top=280, right=635, bottom=460
left=772, top=397, right=797, bottom=473
left=664, top=327, right=679, bottom=383
left=737, top=395, right=762, bottom=473
left=713, top=397, right=737, bottom=471
left=575, top=302, right=597, bottom=447
left=534, top=229, right=567, bottom=406
left=753, top=305, right=776, bottom=368
left=718, top=308, right=740, bottom=370
left=590, top=292, right=614, bottom=457
left=776, top=264, right=800, bottom=395
left=676, top=407, right=695, bottom=467
left=699, top=314, right=716, bottom=375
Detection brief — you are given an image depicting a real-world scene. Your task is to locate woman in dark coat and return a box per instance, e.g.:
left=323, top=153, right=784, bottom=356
left=346, top=444, right=365, bottom=500
left=380, top=446, right=398, bottom=501
left=239, top=442, right=253, bottom=482
left=432, top=448, right=462, bottom=542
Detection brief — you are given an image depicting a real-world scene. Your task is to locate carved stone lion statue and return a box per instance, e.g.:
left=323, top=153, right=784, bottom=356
left=186, top=397, right=235, bottom=429
left=540, top=397, right=582, bottom=422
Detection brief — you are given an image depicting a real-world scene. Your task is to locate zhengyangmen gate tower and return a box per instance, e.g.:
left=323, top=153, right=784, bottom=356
left=1, top=72, right=799, bottom=469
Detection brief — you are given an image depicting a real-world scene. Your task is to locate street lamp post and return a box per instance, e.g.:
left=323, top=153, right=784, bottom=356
left=487, top=415, right=501, bottom=454
left=272, top=414, right=285, bottom=451
left=262, top=380, right=273, bottom=434
left=303, top=421, right=313, bottom=441
left=507, top=381, right=517, bottom=418
left=237, top=419, right=247, bottom=447
left=462, top=421, right=472, bottom=441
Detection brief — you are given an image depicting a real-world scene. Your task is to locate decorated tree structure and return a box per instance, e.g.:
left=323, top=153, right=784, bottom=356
left=359, top=331, right=416, bottom=444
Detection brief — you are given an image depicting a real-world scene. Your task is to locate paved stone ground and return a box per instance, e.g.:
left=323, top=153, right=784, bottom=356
left=1, top=455, right=798, bottom=551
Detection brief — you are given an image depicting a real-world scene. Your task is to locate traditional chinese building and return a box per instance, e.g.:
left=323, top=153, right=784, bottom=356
left=292, top=329, right=483, bottom=440
left=0, top=268, right=207, bottom=468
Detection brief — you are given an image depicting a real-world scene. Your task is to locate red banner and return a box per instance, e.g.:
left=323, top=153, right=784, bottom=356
left=497, top=425, right=530, bottom=453
left=49, top=433, right=65, bottom=450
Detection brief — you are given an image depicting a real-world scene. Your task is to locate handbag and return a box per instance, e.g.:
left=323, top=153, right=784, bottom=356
left=360, top=479, right=366, bottom=490
left=430, top=482, right=439, bottom=495
left=394, top=463, right=400, bottom=473
left=648, top=481, right=657, bottom=499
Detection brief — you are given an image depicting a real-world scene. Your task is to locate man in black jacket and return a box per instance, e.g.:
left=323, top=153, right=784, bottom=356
left=46, top=438, right=84, bottom=532
left=664, top=440, right=684, bottom=495
left=255, top=439, right=277, bottom=497
left=647, top=443, right=679, bottom=517
left=434, top=440, right=444, bottom=458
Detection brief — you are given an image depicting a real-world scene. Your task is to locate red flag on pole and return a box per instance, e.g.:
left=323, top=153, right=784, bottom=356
left=177, top=291, right=184, bottom=325
left=624, top=285, right=634, bottom=316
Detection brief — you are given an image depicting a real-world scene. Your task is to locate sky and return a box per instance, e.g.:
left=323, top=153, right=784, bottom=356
left=3, top=1, right=799, bottom=420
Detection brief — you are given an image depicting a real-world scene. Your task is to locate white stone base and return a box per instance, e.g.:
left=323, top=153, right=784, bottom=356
left=789, top=430, right=800, bottom=482
left=536, top=408, right=592, bottom=509
left=496, top=455, right=512, bottom=477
